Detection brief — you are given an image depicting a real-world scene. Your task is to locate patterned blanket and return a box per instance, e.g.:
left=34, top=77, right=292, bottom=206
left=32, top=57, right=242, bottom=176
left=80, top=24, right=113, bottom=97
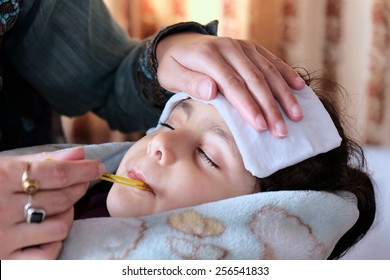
left=60, top=190, right=358, bottom=259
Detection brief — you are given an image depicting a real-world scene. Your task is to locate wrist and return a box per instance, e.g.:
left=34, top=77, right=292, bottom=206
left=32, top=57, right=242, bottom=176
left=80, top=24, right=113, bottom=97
left=138, top=21, right=219, bottom=108
left=152, top=20, right=219, bottom=74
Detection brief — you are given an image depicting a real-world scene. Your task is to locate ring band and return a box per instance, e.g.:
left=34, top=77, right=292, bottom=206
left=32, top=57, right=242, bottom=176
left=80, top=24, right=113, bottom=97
left=21, top=162, right=40, bottom=195
left=24, top=197, right=46, bottom=224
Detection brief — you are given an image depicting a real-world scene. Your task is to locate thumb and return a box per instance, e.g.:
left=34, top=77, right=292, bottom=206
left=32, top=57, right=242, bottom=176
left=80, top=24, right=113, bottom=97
left=158, top=63, right=218, bottom=100
left=195, top=79, right=218, bottom=100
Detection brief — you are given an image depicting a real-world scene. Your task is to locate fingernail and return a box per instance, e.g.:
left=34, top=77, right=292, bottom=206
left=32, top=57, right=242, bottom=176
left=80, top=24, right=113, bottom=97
left=296, top=76, right=305, bottom=87
left=275, top=121, right=288, bottom=137
left=291, top=103, right=304, bottom=117
left=199, top=80, right=212, bottom=100
left=255, top=115, right=268, bottom=131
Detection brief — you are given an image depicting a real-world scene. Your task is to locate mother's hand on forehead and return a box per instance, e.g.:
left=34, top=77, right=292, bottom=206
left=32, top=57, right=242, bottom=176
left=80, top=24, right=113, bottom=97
left=156, top=33, right=305, bottom=138
left=0, top=147, right=105, bottom=259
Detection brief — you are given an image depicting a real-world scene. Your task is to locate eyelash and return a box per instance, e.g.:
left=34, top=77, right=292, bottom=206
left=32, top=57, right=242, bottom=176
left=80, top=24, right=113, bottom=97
left=159, top=122, right=219, bottom=169
left=197, top=148, right=219, bottom=168
left=160, top=122, right=175, bottom=130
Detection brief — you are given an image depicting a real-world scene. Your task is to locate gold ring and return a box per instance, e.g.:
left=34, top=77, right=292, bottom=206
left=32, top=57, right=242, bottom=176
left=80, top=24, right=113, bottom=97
left=21, top=162, right=40, bottom=195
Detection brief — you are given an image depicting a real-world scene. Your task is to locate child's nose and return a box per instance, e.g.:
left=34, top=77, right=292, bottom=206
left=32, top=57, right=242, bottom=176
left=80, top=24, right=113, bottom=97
left=147, top=133, right=178, bottom=166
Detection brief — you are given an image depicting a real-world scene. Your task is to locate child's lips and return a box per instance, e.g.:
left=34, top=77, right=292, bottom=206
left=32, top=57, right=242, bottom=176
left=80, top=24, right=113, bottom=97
left=127, top=169, right=145, bottom=183
left=127, top=170, right=153, bottom=193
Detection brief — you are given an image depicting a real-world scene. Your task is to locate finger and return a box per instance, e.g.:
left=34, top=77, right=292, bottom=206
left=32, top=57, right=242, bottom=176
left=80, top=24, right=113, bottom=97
left=157, top=55, right=218, bottom=100
left=29, top=160, right=103, bottom=189
left=16, top=146, right=86, bottom=162
left=253, top=44, right=305, bottom=122
left=216, top=41, right=289, bottom=137
left=197, top=43, right=270, bottom=132
left=256, top=44, right=305, bottom=90
left=4, top=208, right=73, bottom=259
left=157, top=34, right=295, bottom=134
left=206, top=40, right=301, bottom=136
left=165, top=38, right=268, bottom=131
left=226, top=45, right=292, bottom=136
left=11, top=183, right=88, bottom=224
left=10, top=241, right=63, bottom=260
left=9, top=159, right=104, bottom=193
left=157, top=34, right=266, bottom=130
left=205, top=38, right=302, bottom=131
left=36, top=146, right=86, bottom=161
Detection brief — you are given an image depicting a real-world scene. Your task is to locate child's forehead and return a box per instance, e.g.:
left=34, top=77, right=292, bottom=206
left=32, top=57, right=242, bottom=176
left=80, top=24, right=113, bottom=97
left=170, top=98, right=217, bottom=115
left=170, top=98, right=192, bottom=112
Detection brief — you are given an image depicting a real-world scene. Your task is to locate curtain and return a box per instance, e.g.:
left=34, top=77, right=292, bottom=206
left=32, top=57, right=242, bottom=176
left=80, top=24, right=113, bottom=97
left=250, top=0, right=390, bottom=146
left=366, top=0, right=390, bottom=145
left=100, top=0, right=390, bottom=146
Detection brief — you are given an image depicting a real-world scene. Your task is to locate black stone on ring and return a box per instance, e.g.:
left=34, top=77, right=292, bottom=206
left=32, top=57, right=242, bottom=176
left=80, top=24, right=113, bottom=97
left=24, top=202, right=46, bottom=224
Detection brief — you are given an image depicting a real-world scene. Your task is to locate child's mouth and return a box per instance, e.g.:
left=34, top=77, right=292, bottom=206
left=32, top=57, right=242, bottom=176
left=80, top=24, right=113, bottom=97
left=100, top=173, right=152, bottom=192
left=127, top=170, right=153, bottom=193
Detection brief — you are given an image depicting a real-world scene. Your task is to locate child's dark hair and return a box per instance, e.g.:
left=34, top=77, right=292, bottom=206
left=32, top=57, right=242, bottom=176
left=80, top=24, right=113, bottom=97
left=257, top=71, right=376, bottom=259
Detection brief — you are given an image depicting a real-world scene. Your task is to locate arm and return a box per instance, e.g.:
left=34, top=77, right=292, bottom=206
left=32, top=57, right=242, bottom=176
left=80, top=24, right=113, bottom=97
left=4, top=0, right=159, bottom=132
left=5, top=0, right=304, bottom=137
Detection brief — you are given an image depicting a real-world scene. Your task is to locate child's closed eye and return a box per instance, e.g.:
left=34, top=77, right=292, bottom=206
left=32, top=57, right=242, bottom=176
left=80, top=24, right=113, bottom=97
left=160, top=122, right=175, bottom=130
left=197, top=148, right=219, bottom=169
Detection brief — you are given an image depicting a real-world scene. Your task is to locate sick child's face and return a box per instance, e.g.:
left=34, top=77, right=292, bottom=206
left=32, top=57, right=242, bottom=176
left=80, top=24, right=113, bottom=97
left=107, top=99, right=256, bottom=217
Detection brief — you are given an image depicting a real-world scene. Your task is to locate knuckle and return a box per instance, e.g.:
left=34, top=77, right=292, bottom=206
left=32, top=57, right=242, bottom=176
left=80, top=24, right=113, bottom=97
left=245, top=70, right=265, bottom=84
left=225, top=74, right=244, bottom=89
left=273, top=56, right=285, bottom=65
left=218, top=37, right=239, bottom=49
left=50, top=192, right=72, bottom=212
left=50, top=220, right=70, bottom=240
left=281, top=90, right=297, bottom=102
left=265, top=103, right=283, bottom=120
left=241, top=39, right=258, bottom=52
left=51, top=164, right=70, bottom=186
left=261, top=60, right=279, bottom=75
left=194, top=42, right=218, bottom=58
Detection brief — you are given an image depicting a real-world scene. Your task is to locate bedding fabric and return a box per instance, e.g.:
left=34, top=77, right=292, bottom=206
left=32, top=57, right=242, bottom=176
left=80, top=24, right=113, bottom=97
left=59, top=189, right=358, bottom=260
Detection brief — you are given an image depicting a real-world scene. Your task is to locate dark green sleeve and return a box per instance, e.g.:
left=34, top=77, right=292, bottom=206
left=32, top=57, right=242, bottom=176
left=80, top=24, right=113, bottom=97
left=4, top=0, right=217, bottom=133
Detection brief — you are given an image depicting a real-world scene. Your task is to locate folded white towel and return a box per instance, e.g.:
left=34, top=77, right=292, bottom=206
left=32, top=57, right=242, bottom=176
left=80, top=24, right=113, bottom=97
left=150, top=85, right=342, bottom=177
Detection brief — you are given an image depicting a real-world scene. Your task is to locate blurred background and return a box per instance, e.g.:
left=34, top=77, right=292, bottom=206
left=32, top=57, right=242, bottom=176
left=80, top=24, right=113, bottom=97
left=62, top=0, right=390, bottom=147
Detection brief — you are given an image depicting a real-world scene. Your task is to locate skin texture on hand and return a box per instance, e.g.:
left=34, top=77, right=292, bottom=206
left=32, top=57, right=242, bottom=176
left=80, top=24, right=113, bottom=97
left=156, top=33, right=305, bottom=138
left=0, top=147, right=105, bottom=259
